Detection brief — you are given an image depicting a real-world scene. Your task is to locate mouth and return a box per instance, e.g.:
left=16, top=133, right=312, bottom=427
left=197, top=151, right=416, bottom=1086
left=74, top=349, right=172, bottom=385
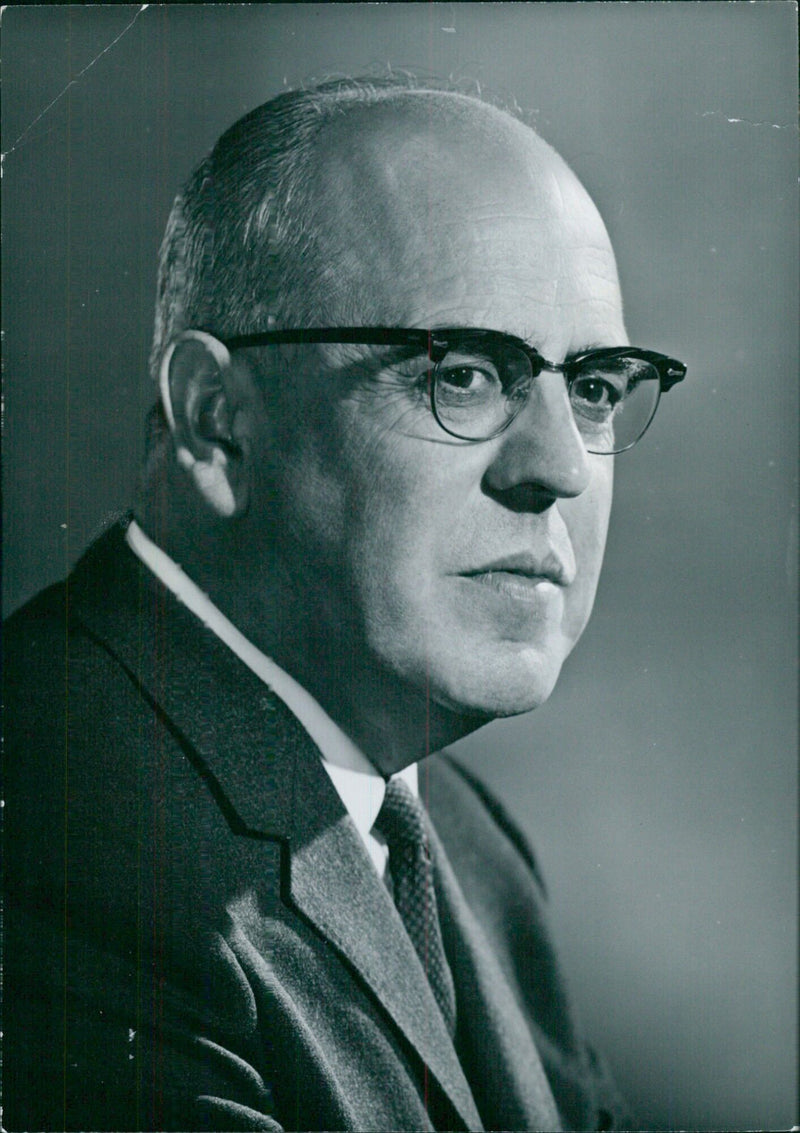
left=457, top=552, right=574, bottom=611
left=460, top=550, right=574, bottom=589
left=460, top=572, right=561, bottom=608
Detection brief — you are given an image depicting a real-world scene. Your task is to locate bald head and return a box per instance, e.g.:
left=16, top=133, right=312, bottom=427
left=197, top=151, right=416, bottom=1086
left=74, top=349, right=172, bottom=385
left=305, top=93, right=621, bottom=343
left=151, top=78, right=622, bottom=378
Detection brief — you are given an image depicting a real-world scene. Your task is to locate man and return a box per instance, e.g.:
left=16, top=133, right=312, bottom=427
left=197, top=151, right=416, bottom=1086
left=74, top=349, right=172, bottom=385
left=3, top=78, right=685, bottom=1131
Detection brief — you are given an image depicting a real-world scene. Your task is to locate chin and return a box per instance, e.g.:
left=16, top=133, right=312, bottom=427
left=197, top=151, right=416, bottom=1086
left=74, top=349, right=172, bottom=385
left=430, top=638, right=570, bottom=722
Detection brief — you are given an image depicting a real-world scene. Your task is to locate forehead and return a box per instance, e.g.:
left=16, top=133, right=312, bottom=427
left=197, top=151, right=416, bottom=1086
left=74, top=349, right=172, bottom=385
left=308, top=97, right=624, bottom=352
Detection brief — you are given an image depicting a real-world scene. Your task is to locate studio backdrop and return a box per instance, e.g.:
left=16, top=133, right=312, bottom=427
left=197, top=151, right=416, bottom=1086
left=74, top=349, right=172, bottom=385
left=3, top=4, right=797, bottom=1129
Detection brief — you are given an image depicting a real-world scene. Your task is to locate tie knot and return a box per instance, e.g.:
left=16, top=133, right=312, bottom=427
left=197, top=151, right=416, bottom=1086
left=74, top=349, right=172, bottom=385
left=374, top=777, right=427, bottom=848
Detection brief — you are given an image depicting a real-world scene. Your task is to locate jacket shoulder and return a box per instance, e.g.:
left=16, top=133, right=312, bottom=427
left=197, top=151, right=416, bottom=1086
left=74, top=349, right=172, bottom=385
left=3, top=577, right=98, bottom=735
left=429, top=750, right=548, bottom=896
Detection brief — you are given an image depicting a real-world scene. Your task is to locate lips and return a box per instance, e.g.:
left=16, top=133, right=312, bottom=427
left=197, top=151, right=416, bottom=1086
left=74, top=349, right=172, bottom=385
left=460, top=549, right=575, bottom=588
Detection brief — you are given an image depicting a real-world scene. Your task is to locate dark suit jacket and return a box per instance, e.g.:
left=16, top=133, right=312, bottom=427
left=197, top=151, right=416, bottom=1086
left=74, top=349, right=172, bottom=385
left=3, top=521, right=630, bottom=1131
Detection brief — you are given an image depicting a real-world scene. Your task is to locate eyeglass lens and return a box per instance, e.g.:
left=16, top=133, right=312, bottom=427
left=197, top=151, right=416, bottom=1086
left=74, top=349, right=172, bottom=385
left=431, top=338, right=661, bottom=454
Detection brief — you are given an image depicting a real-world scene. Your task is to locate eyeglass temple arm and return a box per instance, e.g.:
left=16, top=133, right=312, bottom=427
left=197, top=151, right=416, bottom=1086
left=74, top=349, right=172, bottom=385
left=218, top=328, right=433, bottom=350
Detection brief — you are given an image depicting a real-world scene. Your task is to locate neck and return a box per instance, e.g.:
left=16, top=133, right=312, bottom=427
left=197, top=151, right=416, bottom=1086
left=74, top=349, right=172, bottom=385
left=272, top=640, right=488, bottom=775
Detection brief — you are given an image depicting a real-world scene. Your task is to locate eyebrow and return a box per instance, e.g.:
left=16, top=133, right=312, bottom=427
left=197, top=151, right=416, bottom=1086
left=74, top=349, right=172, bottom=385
left=563, top=342, right=615, bottom=362
left=442, top=326, right=619, bottom=364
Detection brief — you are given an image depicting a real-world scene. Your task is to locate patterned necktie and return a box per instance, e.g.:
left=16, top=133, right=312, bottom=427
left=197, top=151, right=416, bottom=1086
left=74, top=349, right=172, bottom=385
left=374, top=777, right=457, bottom=1037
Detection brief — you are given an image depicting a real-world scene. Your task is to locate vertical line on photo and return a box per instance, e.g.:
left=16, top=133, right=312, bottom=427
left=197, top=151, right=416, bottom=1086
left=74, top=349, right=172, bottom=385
left=60, top=11, right=75, bottom=1129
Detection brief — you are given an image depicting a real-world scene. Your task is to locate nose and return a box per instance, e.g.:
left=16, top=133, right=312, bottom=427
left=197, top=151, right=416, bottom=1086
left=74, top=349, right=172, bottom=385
left=482, top=371, right=592, bottom=501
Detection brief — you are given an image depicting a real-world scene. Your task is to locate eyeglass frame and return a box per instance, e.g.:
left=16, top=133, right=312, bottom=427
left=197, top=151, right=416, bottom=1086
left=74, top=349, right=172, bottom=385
left=217, top=326, right=687, bottom=451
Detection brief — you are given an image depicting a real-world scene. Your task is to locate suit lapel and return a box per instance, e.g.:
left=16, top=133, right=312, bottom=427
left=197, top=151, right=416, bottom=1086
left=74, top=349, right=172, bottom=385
left=69, top=523, right=482, bottom=1131
left=68, top=522, right=299, bottom=839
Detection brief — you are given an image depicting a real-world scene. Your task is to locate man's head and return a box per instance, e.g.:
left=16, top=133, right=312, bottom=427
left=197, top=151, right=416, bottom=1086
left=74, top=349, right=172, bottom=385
left=147, top=79, right=627, bottom=771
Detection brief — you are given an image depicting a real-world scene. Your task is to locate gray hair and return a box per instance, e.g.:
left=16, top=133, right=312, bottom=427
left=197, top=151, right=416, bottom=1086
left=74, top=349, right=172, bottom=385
left=149, top=75, right=526, bottom=382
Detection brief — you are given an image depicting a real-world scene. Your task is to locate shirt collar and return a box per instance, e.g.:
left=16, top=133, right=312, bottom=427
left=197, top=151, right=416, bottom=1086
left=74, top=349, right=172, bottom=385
left=322, top=759, right=418, bottom=847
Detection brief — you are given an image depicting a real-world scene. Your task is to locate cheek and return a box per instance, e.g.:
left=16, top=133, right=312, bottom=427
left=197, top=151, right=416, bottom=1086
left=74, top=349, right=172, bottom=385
left=339, top=427, right=477, bottom=646
left=266, top=441, right=347, bottom=555
left=561, top=460, right=613, bottom=638
left=261, top=398, right=438, bottom=622
left=347, top=443, right=446, bottom=597
left=250, top=393, right=354, bottom=586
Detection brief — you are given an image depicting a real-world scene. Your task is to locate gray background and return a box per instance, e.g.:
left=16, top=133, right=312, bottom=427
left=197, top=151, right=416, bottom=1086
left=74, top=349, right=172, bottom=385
left=2, top=4, right=797, bottom=1129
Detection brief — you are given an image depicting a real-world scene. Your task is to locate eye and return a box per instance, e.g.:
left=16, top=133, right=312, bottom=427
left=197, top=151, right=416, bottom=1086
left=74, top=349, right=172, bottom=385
left=569, top=373, right=626, bottom=421
left=439, top=364, right=498, bottom=392
left=571, top=376, right=621, bottom=406
left=434, top=357, right=504, bottom=406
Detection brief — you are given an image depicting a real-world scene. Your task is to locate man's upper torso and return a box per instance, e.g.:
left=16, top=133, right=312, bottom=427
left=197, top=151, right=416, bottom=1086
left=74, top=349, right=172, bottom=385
left=3, top=520, right=629, bottom=1130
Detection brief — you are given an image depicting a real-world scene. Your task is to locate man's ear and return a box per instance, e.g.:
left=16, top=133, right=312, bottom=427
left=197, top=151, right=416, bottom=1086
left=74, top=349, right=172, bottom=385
left=159, top=330, right=250, bottom=519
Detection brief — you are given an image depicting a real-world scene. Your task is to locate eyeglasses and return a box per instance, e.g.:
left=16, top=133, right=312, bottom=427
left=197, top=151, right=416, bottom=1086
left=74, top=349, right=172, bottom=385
left=220, top=327, right=687, bottom=454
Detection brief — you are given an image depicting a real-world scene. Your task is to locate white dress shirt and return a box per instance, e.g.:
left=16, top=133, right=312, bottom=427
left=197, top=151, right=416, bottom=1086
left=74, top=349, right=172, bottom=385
left=125, top=519, right=417, bottom=877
